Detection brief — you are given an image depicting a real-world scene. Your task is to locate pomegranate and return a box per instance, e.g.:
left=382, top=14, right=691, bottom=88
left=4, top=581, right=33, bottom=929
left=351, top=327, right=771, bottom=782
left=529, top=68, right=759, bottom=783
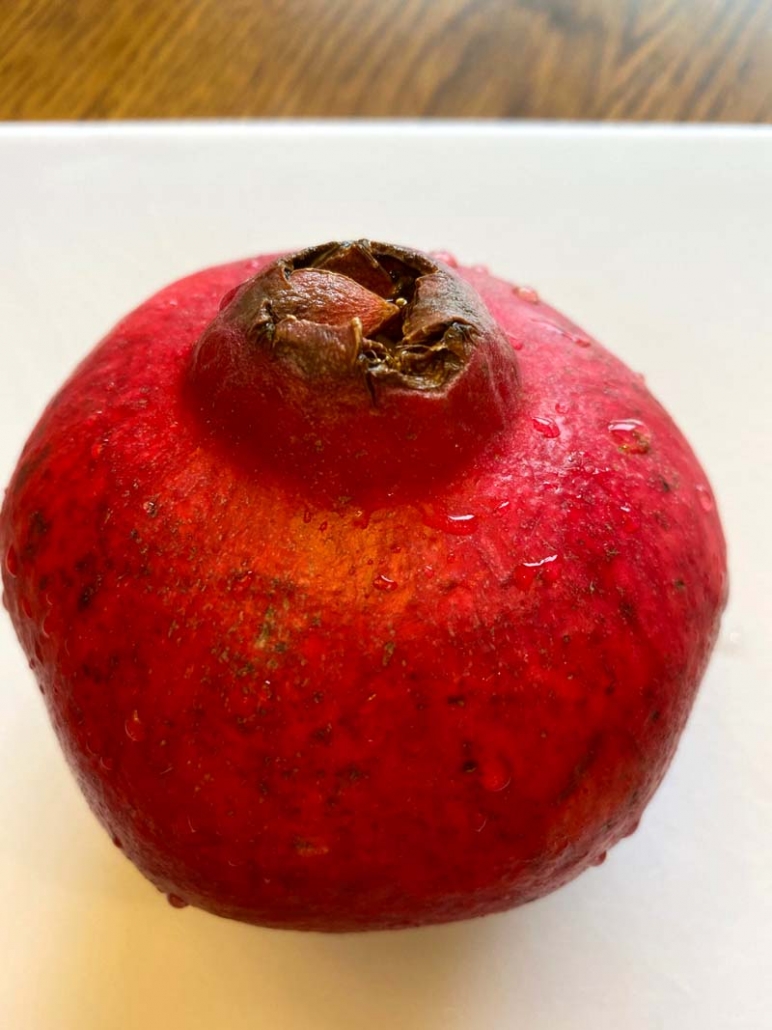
left=0, top=240, right=727, bottom=931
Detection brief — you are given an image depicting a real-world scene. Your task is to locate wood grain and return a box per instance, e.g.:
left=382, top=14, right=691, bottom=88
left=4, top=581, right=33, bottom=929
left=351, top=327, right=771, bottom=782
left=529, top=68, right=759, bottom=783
left=1, top=0, right=771, bottom=121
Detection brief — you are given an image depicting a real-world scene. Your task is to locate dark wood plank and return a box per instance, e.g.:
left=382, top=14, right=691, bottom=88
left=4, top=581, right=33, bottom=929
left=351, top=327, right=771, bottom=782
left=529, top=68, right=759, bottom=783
left=1, top=0, right=770, bottom=120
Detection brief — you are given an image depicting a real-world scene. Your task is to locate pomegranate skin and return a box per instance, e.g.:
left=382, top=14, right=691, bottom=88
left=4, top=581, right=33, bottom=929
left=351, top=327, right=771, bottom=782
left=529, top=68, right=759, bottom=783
left=0, top=246, right=727, bottom=931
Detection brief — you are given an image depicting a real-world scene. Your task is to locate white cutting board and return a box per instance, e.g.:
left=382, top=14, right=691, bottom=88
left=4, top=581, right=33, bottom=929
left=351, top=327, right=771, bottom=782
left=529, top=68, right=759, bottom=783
left=0, top=122, right=770, bottom=1030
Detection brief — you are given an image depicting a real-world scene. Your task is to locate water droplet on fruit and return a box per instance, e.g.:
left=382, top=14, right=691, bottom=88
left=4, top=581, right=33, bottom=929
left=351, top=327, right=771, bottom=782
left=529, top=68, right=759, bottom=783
left=228, top=568, right=254, bottom=599
left=608, top=419, right=651, bottom=454
left=21, top=597, right=32, bottom=618
left=142, top=499, right=158, bottom=517
left=619, top=504, right=640, bottom=533
left=302, top=508, right=313, bottom=524
left=167, top=893, right=189, bottom=909
left=100, top=755, right=115, bottom=772
left=695, top=484, right=714, bottom=512
left=506, top=332, right=524, bottom=351
left=445, top=513, right=478, bottom=535
left=514, top=553, right=558, bottom=589
left=514, top=565, right=537, bottom=590
left=351, top=507, right=371, bottom=529
left=5, top=546, right=19, bottom=577
left=125, top=710, right=146, bottom=743
left=532, top=416, right=561, bottom=439
left=470, top=811, right=488, bottom=832
left=514, top=285, right=540, bottom=304
left=41, top=611, right=54, bottom=638
left=555, top=400, right=570, bottom=415
left=373, top=574, right=398, bottom=592
left=432, top=251, right=458, bottom=268
left=540, top=323, right=592, bottom=348
left=421, top=507, right=479, bottom=537
left=623, top=818, right=640, bottom=838
left=479, top=755, right=512, bottom=793
left=318, top=520, right=328, bottom=533
left=592, top=851, right=607, bottom=866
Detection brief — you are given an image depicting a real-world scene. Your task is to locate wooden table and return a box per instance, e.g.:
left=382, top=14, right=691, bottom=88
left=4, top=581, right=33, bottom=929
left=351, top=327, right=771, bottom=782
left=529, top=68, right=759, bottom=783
left=2, top=0, right=771, bottom=121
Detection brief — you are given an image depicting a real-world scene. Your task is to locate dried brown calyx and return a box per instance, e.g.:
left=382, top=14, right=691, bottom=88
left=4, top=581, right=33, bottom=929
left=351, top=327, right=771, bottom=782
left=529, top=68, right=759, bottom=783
left=219, top=240, right=495, bottom=395
left=190, top=239, right=520, bottom=496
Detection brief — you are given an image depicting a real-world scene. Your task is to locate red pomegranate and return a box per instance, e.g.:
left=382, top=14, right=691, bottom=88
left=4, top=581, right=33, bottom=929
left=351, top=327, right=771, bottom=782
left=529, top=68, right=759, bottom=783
left=0, top=241, right=727, bottom=931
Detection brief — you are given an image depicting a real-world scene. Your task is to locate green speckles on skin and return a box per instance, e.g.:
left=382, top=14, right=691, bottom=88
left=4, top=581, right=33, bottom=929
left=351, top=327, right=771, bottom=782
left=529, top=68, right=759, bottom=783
left=254, top=606, right=276, bottom=649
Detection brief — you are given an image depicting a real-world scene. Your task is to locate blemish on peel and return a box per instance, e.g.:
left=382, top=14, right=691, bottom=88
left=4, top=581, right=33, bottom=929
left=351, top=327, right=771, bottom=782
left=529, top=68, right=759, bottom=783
left=608, top=419, right=651, bottom=454
left=294, top=837, right=330, bottom=857
left=479, top=755, right=512, bottom=793
left=531, top=416, right=561, bottom=439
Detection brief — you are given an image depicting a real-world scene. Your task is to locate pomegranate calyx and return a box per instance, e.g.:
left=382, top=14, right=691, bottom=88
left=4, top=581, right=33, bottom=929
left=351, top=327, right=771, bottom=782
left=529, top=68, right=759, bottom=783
left=220, top=240, right=496, bottom=395
left=189, top=241, right=521, bottom=496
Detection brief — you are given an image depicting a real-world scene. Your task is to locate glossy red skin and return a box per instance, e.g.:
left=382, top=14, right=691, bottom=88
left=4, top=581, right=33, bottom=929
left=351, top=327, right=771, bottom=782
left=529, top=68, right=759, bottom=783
left=1, top=253, right=727, bottom=931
